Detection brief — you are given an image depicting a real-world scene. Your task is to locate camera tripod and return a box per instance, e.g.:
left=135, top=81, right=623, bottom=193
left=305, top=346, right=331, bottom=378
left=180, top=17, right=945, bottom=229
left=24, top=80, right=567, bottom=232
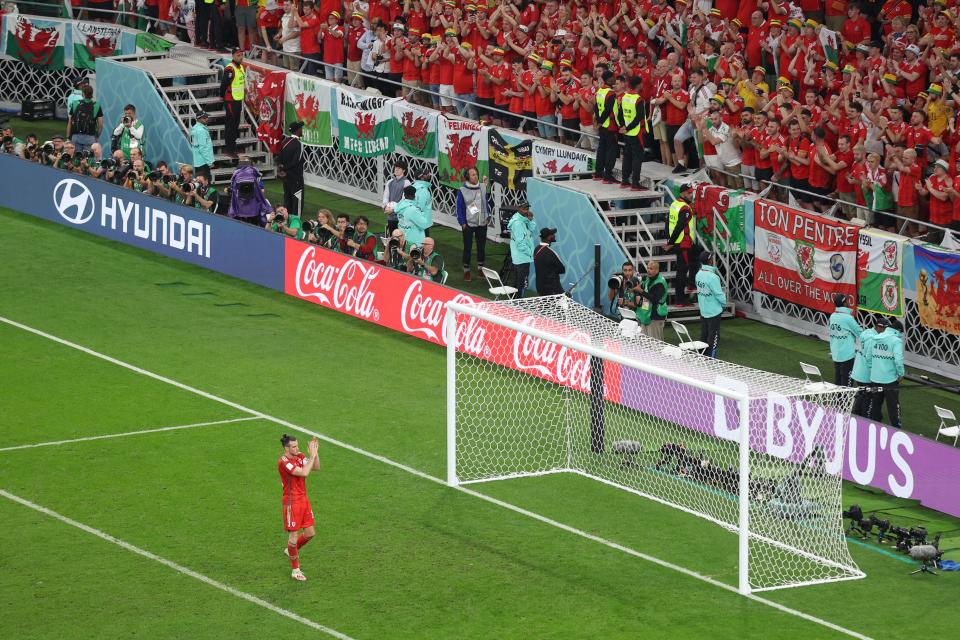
left=909, top=561, right=938, bottom=576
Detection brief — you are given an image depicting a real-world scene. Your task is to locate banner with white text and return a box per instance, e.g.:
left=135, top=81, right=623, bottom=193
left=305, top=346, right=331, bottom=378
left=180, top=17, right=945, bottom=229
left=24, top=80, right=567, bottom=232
left=857, top=229, right=904, bottom=316
left=336, top=87, right=397, bottom=157
left=438, top=117, right=488, bottom=187
left=753, top=199, right=858, bottom=313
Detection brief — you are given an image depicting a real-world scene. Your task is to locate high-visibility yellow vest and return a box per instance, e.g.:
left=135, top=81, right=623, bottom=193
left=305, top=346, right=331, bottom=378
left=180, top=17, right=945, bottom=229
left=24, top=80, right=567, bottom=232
left=228, top=62, right=245, bottom=101
left=668, top=199, right=695, bottom=245
left=620, top=92, right=642, bottom=136
left=596, top=87, right=613, bottom=128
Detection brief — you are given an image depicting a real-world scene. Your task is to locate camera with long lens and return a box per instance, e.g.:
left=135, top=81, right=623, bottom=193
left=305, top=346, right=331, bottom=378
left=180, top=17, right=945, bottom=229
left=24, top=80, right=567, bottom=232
left=301, top=219, right=317, bottom=235
left=409, top=246, right=423, bottom=261
left=115, top=162, right=133, bottom=180
left=146, top=170, right=161, bottom=181
left=607, top=273, right=638, bottom=290
left=42, top=142, right=55, bottom=155
left=1, top=135, right=11, bottom=148
left=343, top=223, right=355, bottom=238
left=271, top=211, right=286, bottom=225
left=100, top=157, right=115, bottom=170
left=161, top=173, right=174, bottom=184
left=122, top=115, right=132, bottom=125
left=60, top=153, right=73, bottom=164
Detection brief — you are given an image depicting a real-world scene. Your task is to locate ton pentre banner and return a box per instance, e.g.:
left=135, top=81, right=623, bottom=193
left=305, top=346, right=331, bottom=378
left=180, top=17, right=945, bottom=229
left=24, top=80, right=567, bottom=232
left=72, top=22, right=121, bottom=70
left=753, top=199, right=858, bottom=312
left=438, top=117, right=488, bottom=187
left=857, top=229, right=904, bottom=316
left=392, top=101, right=438, bottom=160
left=914, top=243, right=960, bottom=335
left=4, top=15, right=65, bottom=69
left=336, top=87, right=397, bottom=157
left=284, top=73, right=333, bottom=147
left=243, top=62, right=287, bottom=153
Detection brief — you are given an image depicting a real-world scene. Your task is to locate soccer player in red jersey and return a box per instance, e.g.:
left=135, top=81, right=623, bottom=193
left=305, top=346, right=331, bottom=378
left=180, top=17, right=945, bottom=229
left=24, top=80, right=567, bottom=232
left=278, top=433, right=320, bottom=582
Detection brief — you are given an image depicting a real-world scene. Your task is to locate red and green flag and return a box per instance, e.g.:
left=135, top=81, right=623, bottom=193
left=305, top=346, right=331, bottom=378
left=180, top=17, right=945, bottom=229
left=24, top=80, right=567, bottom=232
left=284, top=72, right=333, bottom=147
left=5, top=16, right=65, bottom=69
left=336, top=87, right=397, bottom=157
left=72, top=22, right=121, bottom=70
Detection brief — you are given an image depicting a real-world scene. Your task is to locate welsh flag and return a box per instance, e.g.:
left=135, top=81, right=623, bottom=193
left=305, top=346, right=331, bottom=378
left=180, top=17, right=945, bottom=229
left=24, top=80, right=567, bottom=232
left=72, top=22, right=121, bottom=70
left=857, top=229, right=904, bottom=316
left=437, top=116, right=488, bottom=187
left=693, top=183, right=747, bottom=254
left=4, top=16, right=65, bottom=69
left=243, top=62, right=288, bottom=154
left=820, top=27, right=839, bottom=65
left=704, top=54, right=718, bottom=74
left=135, top=32, right=173, bottom=53
left=284, top=72, right=333, bottom=147
left=391, top=101, right=437, bottom=160
left=336, top=87, right=397, bottom=157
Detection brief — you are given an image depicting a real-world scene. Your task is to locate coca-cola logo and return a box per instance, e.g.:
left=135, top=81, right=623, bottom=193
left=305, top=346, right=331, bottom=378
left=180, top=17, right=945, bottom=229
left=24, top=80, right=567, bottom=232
left=294, top=246, right=379, bottom=320
left=400, top=281, right=488, bottom=356
left=512, top=317, right=591, bottom=391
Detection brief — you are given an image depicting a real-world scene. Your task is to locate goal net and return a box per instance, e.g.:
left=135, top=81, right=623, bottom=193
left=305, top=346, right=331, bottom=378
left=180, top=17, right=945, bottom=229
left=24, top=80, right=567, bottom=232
left=444, top=295, right=864, bottom=594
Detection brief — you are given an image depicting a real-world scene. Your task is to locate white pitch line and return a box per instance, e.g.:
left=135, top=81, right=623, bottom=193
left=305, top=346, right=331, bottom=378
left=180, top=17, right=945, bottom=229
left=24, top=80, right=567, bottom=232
left=0, top=315, right=872, bottom=640
left=0, top=417, right=260, bottom=452
left=0, top=489, right=354, bottom=640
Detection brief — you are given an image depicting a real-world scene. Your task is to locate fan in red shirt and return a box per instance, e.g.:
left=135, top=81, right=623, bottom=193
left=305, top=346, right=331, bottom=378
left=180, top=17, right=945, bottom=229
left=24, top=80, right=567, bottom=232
left=320, top=11, right=346, bottom=81
left=808, top=127, right=835, bottom=212
left=278, top=434, right=320, bottom=582
left=924, top=160, right=955, bottom=226
left=841, top=4, right=871, bottom=45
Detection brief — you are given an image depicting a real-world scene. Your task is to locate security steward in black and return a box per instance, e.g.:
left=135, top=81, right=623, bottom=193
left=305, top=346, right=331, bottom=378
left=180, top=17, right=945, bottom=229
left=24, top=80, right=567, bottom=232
left=534, top=227, right=566, bottom=295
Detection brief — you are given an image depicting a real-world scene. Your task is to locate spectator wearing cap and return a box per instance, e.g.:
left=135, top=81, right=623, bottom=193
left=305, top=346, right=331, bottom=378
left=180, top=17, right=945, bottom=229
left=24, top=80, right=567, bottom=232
left=190, top=111, right=214, bottom=182
left=220, top=48, right=245, bottom=159
left=694, top=251, right=726, bottom=359
left=278, top=121, right=305, bottom=217
left=451, top=38, right=478, bottom=120
left=389, top=23, right=408, bottom=98
left=921, top=158, right=954, bottom=238
left=518, top=54, right=541, bottom=135
left=294, top=2, right=323, bottom=76
left=346, top=12, right=367, bottom=88
left=319, top=11, right=345, bottom=83
left=533, top=227, right=565, bottom=296
left=535, top=59, right=559, bottom=142
left=477, top=46, right=511, bottom=126
left=276, top=1, right=302, bottom=72
left=828, top=293, right=862, bottom=387
left=867, top=317, right=905, bottom=429
left=555, top=59, right=581, bottom=146
left=432, top=29, right=458, bottom=113
left=925, top=83, right=953, bottom=138
left=897, top=45, right=927, bottom=101
left=508, top=204, right=537, bottom=298
left=400, top=28, right=425, bottom=104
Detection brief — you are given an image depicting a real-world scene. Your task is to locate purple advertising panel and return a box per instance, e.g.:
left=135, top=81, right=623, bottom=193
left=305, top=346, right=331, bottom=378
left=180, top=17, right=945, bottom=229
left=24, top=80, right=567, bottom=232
left=618, top=365, right=960, bottom=518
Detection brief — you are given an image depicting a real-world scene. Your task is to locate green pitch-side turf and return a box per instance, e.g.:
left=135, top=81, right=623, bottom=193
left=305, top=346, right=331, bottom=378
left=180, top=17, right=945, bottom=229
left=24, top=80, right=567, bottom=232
left=1, top=206, right=959, bottom=640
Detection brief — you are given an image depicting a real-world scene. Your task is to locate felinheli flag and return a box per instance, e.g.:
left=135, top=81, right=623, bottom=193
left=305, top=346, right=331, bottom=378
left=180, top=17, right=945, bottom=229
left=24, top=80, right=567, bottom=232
left=337, top=87, right=397, bottom=157
left=392, top=101, right=437, bottom=160
left=284, top=73, right=333, bottom=147
left=914, top=243, right=960, bottom=336
left=72, top=22, right=121, bottom=70
left=857, top=229, right=904, bottom=316
left=438, top=116, right=488, bottom=187
left=5, top=16, right=65, bottom=69
left=753, top=199, right=858, bottom=313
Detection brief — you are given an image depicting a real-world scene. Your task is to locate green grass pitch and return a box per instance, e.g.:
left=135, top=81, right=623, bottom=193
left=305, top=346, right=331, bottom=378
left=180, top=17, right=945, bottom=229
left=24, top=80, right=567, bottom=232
left=1, top=204, right=959, bottom=640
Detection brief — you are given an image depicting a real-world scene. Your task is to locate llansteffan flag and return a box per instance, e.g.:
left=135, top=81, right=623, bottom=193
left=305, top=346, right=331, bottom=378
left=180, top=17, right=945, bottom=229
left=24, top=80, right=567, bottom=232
left=5, top=16, right=65, bottom=69
left=438, top=116, right=488, bottom=187
left=914, top=244, right=960, bottom=336
left=243, top=62, right=287, bottom=153
left=284, top=73, right=333, bottom=147
left=337, top=87, right=397, bottom=157
left=72, top=22, right=121, bottom=70
left=489, top=129, right=532, bottom=191
left=753, top=199, right=858, bottom=313
left=857, top=229, right=904, bottom=316
left=392, top=101, right=437, bottom=160
left=532, top=141, right=595, bottom=176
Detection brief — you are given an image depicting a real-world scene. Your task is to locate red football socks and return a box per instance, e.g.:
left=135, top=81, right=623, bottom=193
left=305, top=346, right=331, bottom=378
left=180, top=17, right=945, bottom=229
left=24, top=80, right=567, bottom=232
left=296, top=534, right=313, bottom=550
left=287, top=543, right=300, bottom=569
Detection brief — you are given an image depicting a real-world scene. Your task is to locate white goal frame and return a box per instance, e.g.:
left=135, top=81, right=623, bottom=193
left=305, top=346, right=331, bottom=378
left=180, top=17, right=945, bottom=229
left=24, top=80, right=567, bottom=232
left=444, top=301, right=863, bottom=596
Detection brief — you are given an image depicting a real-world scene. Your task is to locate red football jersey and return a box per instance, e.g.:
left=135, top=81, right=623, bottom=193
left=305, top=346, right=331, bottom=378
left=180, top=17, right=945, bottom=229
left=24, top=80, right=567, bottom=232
left=278, top=453, right=308, bottom=504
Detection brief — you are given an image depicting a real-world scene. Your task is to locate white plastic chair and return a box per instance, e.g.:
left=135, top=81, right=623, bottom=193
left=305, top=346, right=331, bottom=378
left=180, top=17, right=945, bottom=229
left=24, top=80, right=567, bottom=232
left=935, top=406, right=959, bottom=447
left=799, top=362, right=836, bottom=392
left=670, top=320, right=707, bottom=353
left=617, top=307, right=639, bottom=338
left=480, top=266, right=518, bottom=300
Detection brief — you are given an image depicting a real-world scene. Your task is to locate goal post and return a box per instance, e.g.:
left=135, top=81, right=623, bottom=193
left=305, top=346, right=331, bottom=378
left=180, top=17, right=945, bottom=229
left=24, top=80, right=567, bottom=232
left=445, top=296, right=864, bottom=595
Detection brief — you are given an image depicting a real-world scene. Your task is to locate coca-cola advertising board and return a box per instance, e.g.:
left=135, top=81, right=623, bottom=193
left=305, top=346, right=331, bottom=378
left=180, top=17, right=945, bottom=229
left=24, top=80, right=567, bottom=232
left=283, top=238, right=622, bottom=402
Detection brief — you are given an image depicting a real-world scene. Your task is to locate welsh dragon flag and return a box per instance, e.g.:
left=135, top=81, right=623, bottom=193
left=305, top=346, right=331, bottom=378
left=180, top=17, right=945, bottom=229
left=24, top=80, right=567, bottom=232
left=135, top=32, right=173, bottom=53
left=243, top=62, right=287, bottom=154
left=692, top=183, right=747, bottom=254
left=391, top=101, right=437, bottom=160
left=437, top=116, right=488, bottom=187
left=336, top=87, right=397, bottom=157
left=819, top=27, right=839, bottom=65
left=72, top=22, right=121, bottom=70
left=4, top=16, right=65, bottom=69
left=284, top=72, right=333, bottom=147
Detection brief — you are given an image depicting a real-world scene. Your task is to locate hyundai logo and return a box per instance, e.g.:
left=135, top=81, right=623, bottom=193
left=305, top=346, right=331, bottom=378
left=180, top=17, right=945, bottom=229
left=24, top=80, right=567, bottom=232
left=53, top=178, right=95, bottom=225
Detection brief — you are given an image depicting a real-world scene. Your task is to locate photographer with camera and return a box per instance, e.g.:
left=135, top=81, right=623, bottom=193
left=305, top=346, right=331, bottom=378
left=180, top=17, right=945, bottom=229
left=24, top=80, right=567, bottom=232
left=168, top=164, right=197, bottom=205
left=306, top=209, right=340, bottom=250
left=386, top=228, right=413, bottom=270
left=407, top=237, right=445, bottom=283
left=191, top=174, right=219, bottom=213
left=147, top=161, right=175, bottom=198
left=38, top=136, right=65, bottom=166
left=345, top=216, right=377, bottom=260
left=607, top=261, right=641, bottom=319
left=112, top=104, right=145, bottom=161
left=266, top=206, right=307, bottom=239
left=67, top=84, right=103, bottom=154
left=636, top=261, right=669, bottom=340
left=1, top=124, right=24, bottom=158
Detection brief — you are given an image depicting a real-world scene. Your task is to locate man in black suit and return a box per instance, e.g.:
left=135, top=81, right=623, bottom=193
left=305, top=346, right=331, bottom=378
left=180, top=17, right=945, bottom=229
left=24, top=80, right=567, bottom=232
left=534, top=227, right=566, bottom=295
left=278, top=121, right=305, bottom=216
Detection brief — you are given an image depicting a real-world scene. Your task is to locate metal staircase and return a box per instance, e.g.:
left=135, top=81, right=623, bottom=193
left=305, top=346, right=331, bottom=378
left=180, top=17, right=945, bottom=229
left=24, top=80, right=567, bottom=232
left=112, top=48, right=275, bottom=183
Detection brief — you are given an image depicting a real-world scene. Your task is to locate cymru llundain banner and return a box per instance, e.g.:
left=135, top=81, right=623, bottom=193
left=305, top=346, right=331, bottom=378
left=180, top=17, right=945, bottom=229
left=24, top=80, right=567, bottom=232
left=438, top=116, right=488, bottom=187
left=856, top=229, right=904, bottom=316
left=914, top=244, right=960, bottom=336
left=283, top=73, right=333, bottom=147
left=243, top=62, right=287, bottom=154
left=753, top=199, right=859, bottom=313
left=336, top=87, right=397, bottom=157
left=532, top=140, right=594, bottom=176
left=391, top=101, right=437, bottom=160
left=4, top=16, right=65, bottom=69
left=72, top=22, right=121, bottom=70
